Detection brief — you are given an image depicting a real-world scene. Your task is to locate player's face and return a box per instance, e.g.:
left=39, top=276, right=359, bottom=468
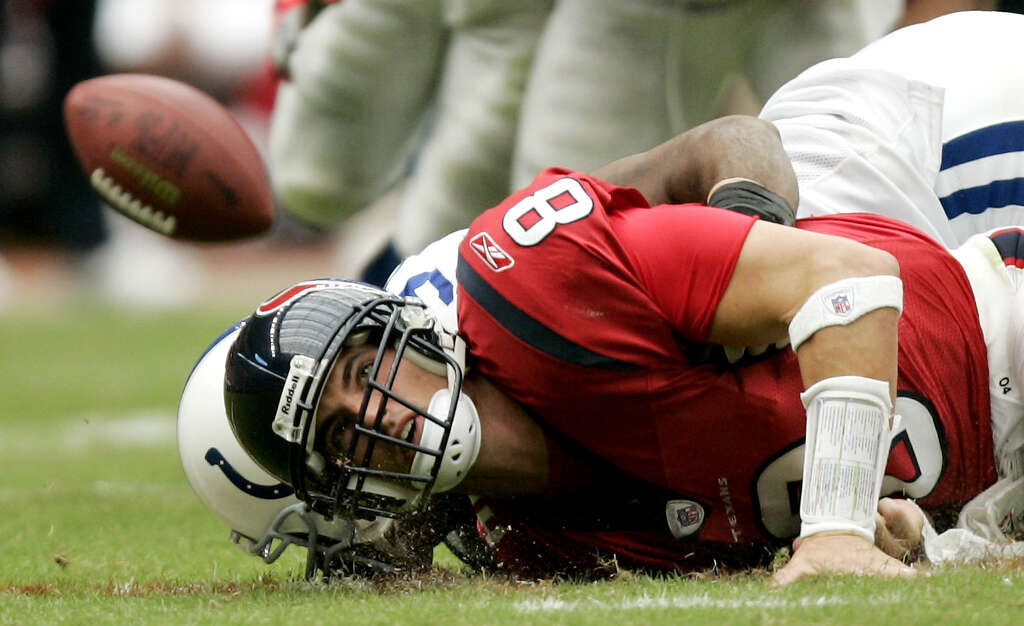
left=315, top=343, right=445, bottom=475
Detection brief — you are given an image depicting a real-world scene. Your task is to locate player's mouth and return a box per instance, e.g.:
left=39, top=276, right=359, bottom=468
left=397, top=414, right=421, bottom=447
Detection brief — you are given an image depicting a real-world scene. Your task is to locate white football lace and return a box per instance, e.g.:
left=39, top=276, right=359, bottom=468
left=90, top=168, right=177, bottom=236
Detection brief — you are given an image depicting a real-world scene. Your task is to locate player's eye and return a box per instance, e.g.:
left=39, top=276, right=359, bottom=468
left=344, top=354, right=374, bottom=389
left=358, top=361, right=373, bottom=383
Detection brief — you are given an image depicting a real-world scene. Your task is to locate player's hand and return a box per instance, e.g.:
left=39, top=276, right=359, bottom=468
left=874, top=497, right=925, bottom=561
left=772, top=530, right=916, bottom=586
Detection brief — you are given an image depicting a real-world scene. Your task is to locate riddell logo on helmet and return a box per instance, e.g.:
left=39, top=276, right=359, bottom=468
left=273, top=355, right=315, bottom=444
left=280, top=372, right=301, bottom=416
left=469, top=232, right=515, bottom=272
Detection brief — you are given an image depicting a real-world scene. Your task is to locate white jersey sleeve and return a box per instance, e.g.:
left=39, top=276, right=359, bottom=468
left=763, top=12, right=1024, bottom=248
left=385, top=229, right=467, bottom=335
left=760, top=59, right=953, bottom=245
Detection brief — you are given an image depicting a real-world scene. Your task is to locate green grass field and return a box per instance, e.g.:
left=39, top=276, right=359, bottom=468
left=2, top=305, right=1023, bottom=625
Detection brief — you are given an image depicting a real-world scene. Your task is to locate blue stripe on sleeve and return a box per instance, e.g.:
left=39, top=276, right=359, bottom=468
left=939, top=177, right=1024, bottom=219
left=940, top=121, right=1024, bottom=170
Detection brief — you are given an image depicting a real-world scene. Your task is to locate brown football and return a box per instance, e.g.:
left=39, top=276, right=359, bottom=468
left=63, top=74, right=274, bottom=241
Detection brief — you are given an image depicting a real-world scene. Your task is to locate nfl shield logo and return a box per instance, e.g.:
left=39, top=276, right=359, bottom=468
left=679, top=504, right=700, bottom=524
left=665, top=499, right=705, bottom=539
left=829, top=292, right=853, bottom=315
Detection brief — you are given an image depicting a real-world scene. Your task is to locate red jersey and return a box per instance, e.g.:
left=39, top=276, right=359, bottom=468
left=457, top=168, right=995, bottom=574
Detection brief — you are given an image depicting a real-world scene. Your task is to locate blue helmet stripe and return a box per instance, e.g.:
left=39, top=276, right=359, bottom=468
left=399, top=269, right=455, bottom=304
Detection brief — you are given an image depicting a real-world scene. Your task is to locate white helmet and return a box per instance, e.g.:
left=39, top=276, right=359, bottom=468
left=178, top=325, right=405, bottom=578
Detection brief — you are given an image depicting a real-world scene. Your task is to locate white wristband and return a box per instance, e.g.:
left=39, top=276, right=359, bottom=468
left=799, top=376, right=895, bottom=541
left=789, top=275, right=903, bottom=351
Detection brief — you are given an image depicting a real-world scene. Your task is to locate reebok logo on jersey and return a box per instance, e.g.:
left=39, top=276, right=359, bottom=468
left=470, top=232, right=515, bottom=272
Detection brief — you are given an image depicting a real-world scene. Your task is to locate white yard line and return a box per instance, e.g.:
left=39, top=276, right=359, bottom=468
left=515, top=592, right=904, bottom=613
left=0, top=412, right=176, bottom=451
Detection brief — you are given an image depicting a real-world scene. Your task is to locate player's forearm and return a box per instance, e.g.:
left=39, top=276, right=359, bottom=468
left=788, top=247, right=902, bottom=542
left=794, top=307, right=899, bottom=400
left=596, top=116, right=799, bottom=210
left=712, top=222, right=902, bottom=542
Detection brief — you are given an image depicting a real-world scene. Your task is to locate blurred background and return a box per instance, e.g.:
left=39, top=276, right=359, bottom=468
left=0, top=0, right=331, bottom=312
left=5, top=0, right=1014, bottom=314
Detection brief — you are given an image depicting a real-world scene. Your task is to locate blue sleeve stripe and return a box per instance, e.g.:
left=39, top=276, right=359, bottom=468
left=456, top=255, right=639, bottom=371
left=939, top=177, right=1024, bottom=219
left=940, top=121, right=1024, bottom=171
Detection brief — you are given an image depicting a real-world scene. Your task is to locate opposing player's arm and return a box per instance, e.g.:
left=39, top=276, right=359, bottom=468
left=592, top=115, right=798, bottom=224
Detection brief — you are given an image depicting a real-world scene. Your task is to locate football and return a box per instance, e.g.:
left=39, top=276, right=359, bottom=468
left=63, top=74, right=274, bottom=241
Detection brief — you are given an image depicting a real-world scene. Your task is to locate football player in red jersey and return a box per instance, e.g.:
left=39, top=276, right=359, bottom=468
left=223, top=110, right=1006, bottom=585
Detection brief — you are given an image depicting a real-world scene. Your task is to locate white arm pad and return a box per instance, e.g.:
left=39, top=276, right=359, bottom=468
left=789, top=275, right=903, bottom=351
left=799, top=376, right=896, bottom=542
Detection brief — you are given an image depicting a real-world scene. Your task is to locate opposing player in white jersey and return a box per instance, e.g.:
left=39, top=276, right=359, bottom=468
left=269, top=0, right=552, bottom=283
left=761, top=10, right=1024, bottom=247
left=762, top=16, right=1024, bottom=537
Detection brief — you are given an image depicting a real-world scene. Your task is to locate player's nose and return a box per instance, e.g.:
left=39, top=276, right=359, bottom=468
left=355, top=395, right=400, bottom=431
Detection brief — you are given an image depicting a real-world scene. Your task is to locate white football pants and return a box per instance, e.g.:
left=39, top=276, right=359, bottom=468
left=511, top=0, right=897, bottom=189
left=269, top=0, right=552, bottom=256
